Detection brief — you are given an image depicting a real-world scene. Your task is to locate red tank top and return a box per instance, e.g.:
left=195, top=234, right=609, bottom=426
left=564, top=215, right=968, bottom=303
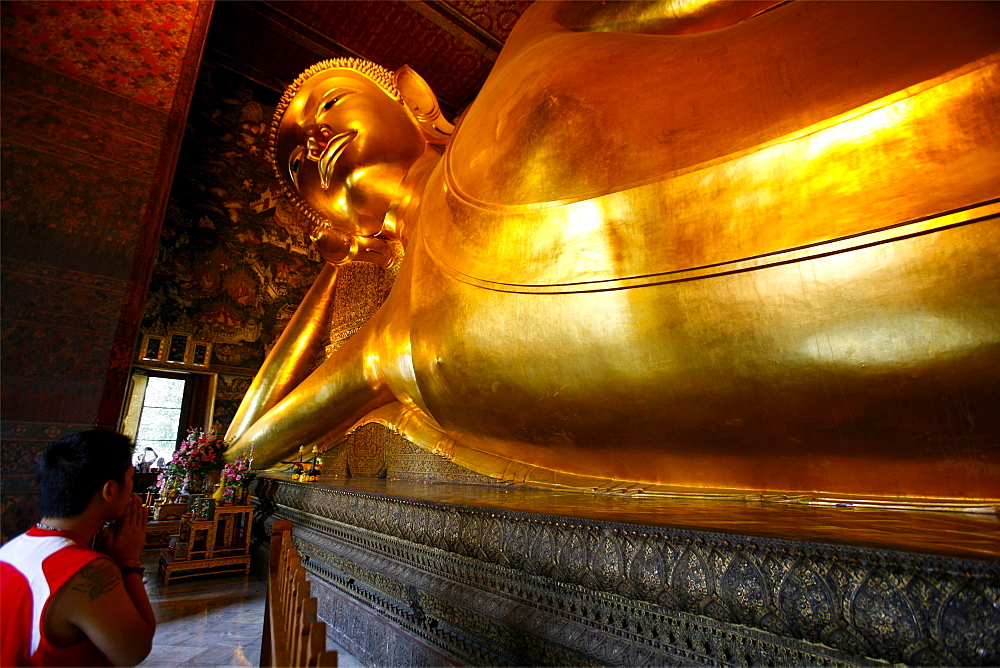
left=0, top=527, right=112, bottom=666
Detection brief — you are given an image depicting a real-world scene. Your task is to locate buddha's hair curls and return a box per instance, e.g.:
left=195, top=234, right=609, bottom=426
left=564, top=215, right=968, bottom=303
left=274, top=58, right=400, bottom=122
left=268, top=58, right=402, bottom=230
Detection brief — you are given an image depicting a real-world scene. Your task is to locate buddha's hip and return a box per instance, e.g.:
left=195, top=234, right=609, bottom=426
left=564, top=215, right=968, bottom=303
left=400, top=215, right=1000, bottom=500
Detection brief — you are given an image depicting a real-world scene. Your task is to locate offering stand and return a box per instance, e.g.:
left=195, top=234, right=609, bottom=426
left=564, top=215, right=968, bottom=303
left=158, top=504, right=253, bottom=584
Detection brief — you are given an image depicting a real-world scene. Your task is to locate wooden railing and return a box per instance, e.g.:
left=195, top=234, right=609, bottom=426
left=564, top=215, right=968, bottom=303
left=261, top=520, right=338, bottom=667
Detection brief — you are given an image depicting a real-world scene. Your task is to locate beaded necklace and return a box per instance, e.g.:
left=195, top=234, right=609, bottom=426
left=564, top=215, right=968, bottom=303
left=35, top=522, right=64, bottom=532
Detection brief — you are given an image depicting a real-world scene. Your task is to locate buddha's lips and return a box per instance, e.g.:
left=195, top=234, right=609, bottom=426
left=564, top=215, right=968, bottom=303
left=318, top=130, right=357, bottom=190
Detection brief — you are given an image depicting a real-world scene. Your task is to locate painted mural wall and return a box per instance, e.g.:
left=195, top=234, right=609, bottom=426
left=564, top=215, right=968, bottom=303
left=139, top=62, right=325, bottom=435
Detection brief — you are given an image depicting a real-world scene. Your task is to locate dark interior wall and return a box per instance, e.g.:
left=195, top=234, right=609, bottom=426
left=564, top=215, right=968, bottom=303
left=1, top=0, right=213, bottom=540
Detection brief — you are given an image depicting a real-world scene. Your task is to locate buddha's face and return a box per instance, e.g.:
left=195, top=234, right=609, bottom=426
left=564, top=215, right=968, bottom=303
left=275, top=69, right=426, bottom=238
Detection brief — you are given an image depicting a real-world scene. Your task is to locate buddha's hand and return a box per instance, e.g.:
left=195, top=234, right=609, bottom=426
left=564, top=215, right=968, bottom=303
left=311, top=223, right=355, bottom=264
left=312, top=223, right=395, bottom=267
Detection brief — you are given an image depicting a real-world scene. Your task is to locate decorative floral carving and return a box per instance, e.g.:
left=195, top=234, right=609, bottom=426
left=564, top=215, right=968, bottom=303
left=720, top=552, right=769, bottom=625
left=852, top=571, right=920, bottom=651
left=939, top=582, right=1000, bottom=665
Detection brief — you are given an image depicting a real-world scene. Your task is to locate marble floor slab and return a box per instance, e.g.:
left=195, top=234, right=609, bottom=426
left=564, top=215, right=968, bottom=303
left=139, top=550, right=361, bottom=667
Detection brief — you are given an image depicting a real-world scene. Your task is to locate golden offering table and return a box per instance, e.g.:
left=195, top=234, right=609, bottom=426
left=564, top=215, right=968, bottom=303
left=158, top=551, right=251, bottom=585
left=158, top=505, right=252, bottom=584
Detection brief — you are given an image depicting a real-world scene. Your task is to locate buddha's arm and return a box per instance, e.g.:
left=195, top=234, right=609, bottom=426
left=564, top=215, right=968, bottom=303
left=551, top=0, right=783, bottom=35
left=225, top=263, right=340, bottom=445
left=225, top=328, right=394, bottom=470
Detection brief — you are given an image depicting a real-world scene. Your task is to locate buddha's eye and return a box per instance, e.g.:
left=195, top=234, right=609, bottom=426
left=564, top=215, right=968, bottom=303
left=319, top=91, right=352, bottom=113
left=321, top=95, right=346, bottom=112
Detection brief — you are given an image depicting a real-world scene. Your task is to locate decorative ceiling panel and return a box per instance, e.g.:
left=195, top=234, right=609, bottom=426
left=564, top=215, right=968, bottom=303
left=444, top=0, right=533, bottom=42
left=259, top=0, right=494, bottom=110
left=0, top=0, right=202, bottom=109
left=207, top=0, right=531, bottom=115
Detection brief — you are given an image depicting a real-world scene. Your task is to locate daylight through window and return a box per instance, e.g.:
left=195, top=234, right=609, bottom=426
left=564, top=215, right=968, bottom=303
left=134, top=376, right=187, bottom=467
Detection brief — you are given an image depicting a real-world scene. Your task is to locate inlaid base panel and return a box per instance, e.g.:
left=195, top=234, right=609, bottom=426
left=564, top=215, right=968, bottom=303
left=251, top=477, right=1000, bottom=666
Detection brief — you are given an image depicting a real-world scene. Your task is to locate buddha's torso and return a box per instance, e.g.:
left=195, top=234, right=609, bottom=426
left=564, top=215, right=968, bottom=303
left=374, top=0, right=1000, bottom=501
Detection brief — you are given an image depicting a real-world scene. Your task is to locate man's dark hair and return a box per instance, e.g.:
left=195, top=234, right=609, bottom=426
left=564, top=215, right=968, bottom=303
left=37, top=430, right=135, bottom=518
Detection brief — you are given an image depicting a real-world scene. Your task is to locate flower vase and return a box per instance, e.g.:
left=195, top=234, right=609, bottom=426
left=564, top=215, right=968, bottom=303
left=210, top=480, right=227, bottom=505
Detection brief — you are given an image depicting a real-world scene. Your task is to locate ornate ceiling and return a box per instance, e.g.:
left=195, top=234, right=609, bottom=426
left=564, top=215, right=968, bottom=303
left=205, top=0, right=532, bottom=115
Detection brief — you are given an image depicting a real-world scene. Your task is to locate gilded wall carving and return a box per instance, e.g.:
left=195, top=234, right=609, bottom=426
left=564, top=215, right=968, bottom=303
left=325, top=422, right=502, bottom=485
left=254, top=479, right=1000, bottom=665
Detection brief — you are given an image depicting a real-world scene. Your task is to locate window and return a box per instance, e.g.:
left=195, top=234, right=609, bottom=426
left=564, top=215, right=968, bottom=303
left=121, top=368, right=216, bottom=469
left=134, top=376, right=187, bottom=467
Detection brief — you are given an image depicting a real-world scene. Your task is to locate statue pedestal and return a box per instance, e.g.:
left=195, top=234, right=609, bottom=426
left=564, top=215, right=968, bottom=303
left=251, top=474, right=999, bottom=666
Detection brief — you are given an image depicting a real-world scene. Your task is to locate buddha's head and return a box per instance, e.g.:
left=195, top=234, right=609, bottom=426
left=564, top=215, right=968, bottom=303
left=271, top=59, right=451, bottom=263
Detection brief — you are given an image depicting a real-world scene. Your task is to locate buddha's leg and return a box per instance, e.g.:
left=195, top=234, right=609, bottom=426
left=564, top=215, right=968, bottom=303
left=224, top=329, right=394, bottom=469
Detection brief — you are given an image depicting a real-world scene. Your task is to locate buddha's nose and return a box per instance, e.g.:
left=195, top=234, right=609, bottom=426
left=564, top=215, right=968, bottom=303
left=303, top=124, right=332, bottom=160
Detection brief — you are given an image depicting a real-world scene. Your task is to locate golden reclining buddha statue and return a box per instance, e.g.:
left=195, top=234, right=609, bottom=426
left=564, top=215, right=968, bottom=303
left=225, top=0, right=1000, bottom=510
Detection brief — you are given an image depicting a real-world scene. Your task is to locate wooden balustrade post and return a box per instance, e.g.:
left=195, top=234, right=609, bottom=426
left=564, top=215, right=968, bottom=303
left=260, top=520, right=337, bottom=667
left=261, top=520, right=292, bottom=667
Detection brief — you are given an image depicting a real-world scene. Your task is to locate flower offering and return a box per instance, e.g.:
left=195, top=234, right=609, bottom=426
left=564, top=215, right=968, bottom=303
left=157, top=428, right=225, bottom=496
left=222, top=454, right=254, bottom=490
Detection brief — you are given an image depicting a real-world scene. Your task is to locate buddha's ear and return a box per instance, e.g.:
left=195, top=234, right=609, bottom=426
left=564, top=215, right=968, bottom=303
left=395, top=65, right=454, bottom=146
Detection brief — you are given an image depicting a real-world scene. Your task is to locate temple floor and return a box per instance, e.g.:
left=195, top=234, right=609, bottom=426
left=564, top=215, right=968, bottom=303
left=280, top=475, right=1000, bottom=560
left=137, top=549, right=362, bottom=667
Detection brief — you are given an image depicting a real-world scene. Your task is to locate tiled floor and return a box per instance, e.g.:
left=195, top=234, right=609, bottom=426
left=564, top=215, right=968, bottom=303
left=138, top=550, right=361, bottom=667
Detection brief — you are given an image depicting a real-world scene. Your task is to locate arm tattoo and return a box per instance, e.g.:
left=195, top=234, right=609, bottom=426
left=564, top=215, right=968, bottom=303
left=70, top=560, right=120, bottom=600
